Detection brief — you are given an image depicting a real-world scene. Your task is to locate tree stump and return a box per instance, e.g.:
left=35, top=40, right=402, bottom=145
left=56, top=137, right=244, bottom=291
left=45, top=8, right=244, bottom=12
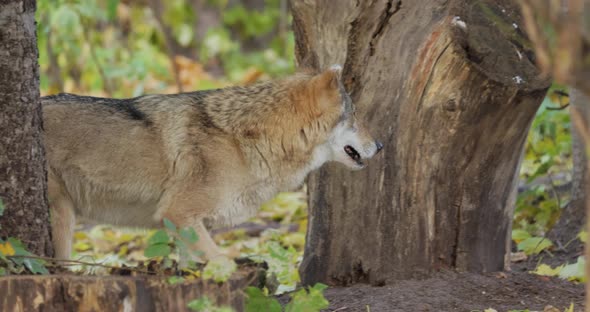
left=0, top=266, right=264, bottom=312
left=291, top=0, right=551, bottom=286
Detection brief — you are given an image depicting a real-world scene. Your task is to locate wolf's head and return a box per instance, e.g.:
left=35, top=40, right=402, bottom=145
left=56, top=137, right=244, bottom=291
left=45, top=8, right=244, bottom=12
left=306, top=65, right=383, bottom=170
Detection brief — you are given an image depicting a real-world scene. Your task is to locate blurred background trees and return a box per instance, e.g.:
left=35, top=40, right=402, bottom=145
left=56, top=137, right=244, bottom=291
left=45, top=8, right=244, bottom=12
left=37, top=0, right=294, bottom=98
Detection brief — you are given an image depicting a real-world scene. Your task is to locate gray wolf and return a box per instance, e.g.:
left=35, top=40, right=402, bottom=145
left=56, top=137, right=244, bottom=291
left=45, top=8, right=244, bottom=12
left=42, top=65, right=382, bottom=262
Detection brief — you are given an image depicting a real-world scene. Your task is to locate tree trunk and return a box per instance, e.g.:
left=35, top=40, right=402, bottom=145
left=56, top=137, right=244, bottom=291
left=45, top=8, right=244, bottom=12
left=0, top=0, right=53, bottom=257
left=291, top=0, right=550, bottom=286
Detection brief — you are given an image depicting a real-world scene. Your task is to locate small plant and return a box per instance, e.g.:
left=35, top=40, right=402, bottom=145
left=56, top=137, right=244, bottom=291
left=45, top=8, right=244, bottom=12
left=0, top=199, right=49, bottom=275
left=247, top=239, right=301, bottom=294
left=0, top=237, right=49, bottom=275
left=143, top=218, right=203, bottom=269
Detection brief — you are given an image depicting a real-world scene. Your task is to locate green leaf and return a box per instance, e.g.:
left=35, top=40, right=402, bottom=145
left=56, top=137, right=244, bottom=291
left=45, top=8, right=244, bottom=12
left=511, top=229, right=531, bottom=243
left=167, top=276, right=185, bottom=285
left=2, top=238, right=48, bottom=274
left=23, top=258, right=49, bottom=275
left=144, top=243, right=171, bottom=258
left=285, top=283, right=330, bottom=312
left=7, top=237, right=29, bottom=256
left=0, top=198, right=4, bottom=217
left=51, top=5, right=81, bottom=31
left=163, top=218, right=177, bottom=232
left=517, top=237, right=553, bottom=255
left=180, top=227, right=199, bottom=244
left=558, top=256, right=585, bottom=282
left=148, top=230, right=170, bottom=245
left=106, top=0, right=119, bottom=21
left=245, top=287, right=282, bottom=312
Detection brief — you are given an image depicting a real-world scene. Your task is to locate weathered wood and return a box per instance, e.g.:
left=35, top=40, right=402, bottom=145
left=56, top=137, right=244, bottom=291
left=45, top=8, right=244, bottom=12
left=0, top=267, right=264, bottom=312
left=292, top=0, right=550, bottom=285
left=0, top=0, right=53, bottom=256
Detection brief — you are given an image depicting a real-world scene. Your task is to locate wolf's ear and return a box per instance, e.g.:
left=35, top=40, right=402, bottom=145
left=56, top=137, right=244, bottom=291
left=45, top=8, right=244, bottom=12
left=314, top=64, right=343, bottom=90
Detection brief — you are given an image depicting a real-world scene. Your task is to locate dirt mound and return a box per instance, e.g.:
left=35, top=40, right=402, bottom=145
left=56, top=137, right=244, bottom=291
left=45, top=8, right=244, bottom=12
left=288, top=270, right=584, bottom=311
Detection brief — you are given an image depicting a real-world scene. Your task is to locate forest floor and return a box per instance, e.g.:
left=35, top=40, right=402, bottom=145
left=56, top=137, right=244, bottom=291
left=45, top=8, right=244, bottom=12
left=303, top=269, right=583, bottom=312
left=62, top=190, right=584, bottom=312
left=284, top=241, right=585, bottom=312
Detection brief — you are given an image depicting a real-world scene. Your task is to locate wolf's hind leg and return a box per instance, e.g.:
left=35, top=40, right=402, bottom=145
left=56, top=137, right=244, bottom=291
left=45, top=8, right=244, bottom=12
left=49, top=197, right=76, bottom=259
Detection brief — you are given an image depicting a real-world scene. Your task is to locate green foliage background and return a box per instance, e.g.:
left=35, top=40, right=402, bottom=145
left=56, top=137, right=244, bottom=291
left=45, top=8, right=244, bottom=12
left=37, top=0, right=294, bottom=98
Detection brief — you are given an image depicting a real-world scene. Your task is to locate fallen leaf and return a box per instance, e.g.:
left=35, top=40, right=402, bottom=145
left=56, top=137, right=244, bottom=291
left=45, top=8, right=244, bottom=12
left=510, top=251, right=528, bottom=262
left=531, top=263, right=563, bottom=277
left=0, top=242, right=15, bottom=256
left=543, top=305, right=560, bottom=312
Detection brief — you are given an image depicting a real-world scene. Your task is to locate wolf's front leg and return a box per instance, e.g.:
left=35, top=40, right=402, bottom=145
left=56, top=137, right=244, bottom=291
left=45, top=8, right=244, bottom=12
left=157, top=181, right=239, bottom=264
left=188, top=219, right=225, bottom=261
left=161, top=215, right=238, bottom=265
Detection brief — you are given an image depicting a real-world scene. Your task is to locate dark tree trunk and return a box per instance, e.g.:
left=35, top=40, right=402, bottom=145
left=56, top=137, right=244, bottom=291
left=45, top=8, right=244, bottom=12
left=291, top=0, right=550, bottom=286
left=0, top=0, right=53, bottom=257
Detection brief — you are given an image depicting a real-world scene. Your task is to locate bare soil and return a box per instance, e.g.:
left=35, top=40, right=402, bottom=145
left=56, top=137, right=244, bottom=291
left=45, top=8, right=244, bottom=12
left=281, top=240, right=584, bottom=312
left=308, top=270, right=583, bottom=312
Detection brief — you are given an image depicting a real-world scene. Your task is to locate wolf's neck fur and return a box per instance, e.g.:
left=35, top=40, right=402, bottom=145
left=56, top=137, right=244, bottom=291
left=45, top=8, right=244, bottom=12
left=197, top=78, right=305, bottom=134
left=196, top=74, right=336, bottom=189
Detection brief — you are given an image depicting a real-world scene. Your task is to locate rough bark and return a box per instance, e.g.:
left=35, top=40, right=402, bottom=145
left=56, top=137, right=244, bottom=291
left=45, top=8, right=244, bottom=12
left=0, top=267, right=264, bottom=312
left=0, top=0, right=53, bottom=257
left=291, top=0, right=550, bottom=285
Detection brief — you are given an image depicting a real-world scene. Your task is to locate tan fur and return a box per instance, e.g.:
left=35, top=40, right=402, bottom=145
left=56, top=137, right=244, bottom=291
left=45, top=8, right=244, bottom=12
left=43, top=67, right=380, bottom=261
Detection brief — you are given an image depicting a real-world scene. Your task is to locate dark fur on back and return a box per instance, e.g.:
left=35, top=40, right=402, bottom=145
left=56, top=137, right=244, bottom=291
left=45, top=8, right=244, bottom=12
left=43, top=93, right=151, bottom=125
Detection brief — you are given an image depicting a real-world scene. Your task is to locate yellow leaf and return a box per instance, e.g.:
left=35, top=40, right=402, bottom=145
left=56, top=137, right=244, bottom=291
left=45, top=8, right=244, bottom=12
left=577, top=230, right=587, bottom=243
left=565, top=302, right=574, bottom=312
left=182, top=268, right=201, bottom=279
left=117, top=245, right=129, bottom=256
left=73, top=231, right=88, bottom=241
left=73, top=241, right=92, bottom=252
left=0, top=242, right=15, bottom=256
left=531, top=264, right=563, bottom=277
left=484, top=309, right=498, bottom=312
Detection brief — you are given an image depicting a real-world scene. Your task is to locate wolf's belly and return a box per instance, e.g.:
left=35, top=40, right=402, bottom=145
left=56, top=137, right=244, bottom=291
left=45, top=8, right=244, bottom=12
left=74, top=200, right=160, bottom=228
left=59, top=175, right=162, bottom=228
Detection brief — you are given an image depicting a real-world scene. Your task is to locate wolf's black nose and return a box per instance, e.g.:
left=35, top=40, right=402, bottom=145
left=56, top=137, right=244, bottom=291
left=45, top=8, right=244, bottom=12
left=376, top=141, right=384, bottom=153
